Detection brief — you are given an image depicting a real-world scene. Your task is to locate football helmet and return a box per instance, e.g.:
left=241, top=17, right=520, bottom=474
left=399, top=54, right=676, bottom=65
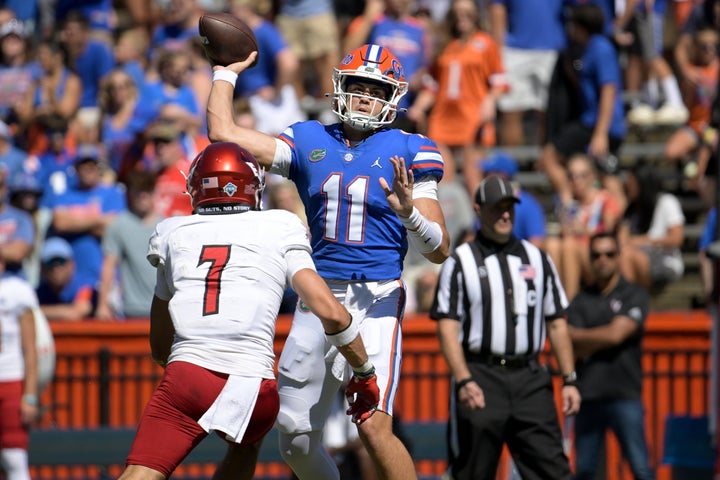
left=186, top=142, right=265, bottom=211
left=331, top=44, right=408, bottom=131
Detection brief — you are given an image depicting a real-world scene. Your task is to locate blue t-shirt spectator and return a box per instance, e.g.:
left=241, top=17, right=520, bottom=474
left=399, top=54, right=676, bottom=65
left=235, top=20, right=288, bottom=95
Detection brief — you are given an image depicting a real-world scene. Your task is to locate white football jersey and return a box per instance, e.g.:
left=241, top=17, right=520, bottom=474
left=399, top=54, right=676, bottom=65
left=0, top=276, right=40, bottom=381
left=147, top=209, right=311, bottom=378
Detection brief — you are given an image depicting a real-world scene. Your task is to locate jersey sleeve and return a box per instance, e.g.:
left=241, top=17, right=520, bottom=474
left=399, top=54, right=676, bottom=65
left=147, top=221, right=169, bottom=268
left=618, top=286, right=649, bottom=326
left=408, top=134, right=444, bottom=182
left=13, top=279, right=39, bottom=312
left=278, top=210, right=312, bottom=256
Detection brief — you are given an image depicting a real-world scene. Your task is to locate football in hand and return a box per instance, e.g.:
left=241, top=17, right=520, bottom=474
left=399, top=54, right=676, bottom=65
left=198, top=13, right=258, bottom=67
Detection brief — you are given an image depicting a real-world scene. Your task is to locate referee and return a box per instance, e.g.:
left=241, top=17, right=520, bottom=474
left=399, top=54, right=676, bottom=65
left=430, top=176, right=581, bottom=480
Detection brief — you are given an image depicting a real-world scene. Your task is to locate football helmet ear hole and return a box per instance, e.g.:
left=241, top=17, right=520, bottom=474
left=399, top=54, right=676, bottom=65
left=331, top=44, right=408, bottom=131
left=186, top=142, right=265, bottom=211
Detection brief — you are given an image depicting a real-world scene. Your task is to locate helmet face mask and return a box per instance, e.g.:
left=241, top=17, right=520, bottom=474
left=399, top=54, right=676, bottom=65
left=186, top=142, right=265, bottom=212
left=332, top=44, right=408, bottom=131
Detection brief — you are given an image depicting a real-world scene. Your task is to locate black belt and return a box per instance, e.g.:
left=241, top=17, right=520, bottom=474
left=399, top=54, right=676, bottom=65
left=466, top=352, right=537, bottom=370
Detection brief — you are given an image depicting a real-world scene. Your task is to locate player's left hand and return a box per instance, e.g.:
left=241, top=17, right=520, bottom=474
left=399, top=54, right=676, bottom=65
left=345, top=374, right=380, bottom=424
left=379, top=155, right=414, bottom=217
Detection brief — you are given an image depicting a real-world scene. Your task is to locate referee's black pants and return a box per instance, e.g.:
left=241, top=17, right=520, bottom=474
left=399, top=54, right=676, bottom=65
left=447, top=361, right=572, bottom=480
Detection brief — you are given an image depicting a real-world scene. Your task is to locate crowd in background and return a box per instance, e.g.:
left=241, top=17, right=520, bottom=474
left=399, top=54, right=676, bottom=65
left=0, top=0, right=717, bottom=321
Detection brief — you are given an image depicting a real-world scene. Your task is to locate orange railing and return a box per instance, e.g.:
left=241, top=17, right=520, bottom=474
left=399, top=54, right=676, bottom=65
left=33, top=310, right=713, bottom=480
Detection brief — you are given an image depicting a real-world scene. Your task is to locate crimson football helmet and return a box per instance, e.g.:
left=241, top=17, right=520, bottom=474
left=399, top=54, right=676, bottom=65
left=331, top=44, right=408, bottom=131
left=186, top=142, right=265, bottom=211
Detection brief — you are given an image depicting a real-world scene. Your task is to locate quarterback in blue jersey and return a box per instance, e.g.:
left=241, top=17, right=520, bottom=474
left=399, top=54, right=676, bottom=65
left=207, top=44, right=449, bottom=480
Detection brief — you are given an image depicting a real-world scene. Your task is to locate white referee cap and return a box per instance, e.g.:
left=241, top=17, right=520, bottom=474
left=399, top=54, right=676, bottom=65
left=475, top=175, right=520, bottom=206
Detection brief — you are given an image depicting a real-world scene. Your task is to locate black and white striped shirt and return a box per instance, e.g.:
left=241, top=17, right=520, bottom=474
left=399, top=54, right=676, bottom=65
left=430, top=234, right=568, bottom=357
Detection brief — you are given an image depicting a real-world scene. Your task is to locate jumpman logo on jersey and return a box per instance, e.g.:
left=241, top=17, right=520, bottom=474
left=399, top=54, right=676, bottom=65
left=371, top=157, right=382, bottom=168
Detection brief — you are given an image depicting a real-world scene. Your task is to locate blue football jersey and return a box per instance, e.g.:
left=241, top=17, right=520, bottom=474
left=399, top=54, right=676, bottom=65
left=278, top=121, right=444, bottom=281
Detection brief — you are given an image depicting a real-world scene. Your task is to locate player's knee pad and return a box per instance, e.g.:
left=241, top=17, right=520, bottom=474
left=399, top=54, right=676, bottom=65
left=278, top=431, right=339, bottom=479
left=0, top=448, right=31, bottom=480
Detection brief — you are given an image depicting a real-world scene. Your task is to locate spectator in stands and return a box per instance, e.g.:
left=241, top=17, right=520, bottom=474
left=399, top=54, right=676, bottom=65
left=538, top=3, right=626, bottom=208
left=54, top=0, right=115, bottom=44
left=479, top=152, right=546, bottom=249
left=35, top=114, right=77, bottom=207
left=0, top=3, right=36, bottom=32
left=345, top=0, right=431, bottom=132
left=672, top=0, right=706, bottom=31
left=0, top=167, right=35, bottom=279
left=664, top=25, right=718, bottom=175
left=624, top=0, right=689, bottom=127
left=46, top=143, right=127, bottom=287
left=0, top=18, right=35, bottom=123
left=142, top=49, right=203, bottom=138
left=96, top=170, right=161, bottom=320
left=8, top=171, right=42, bottom=217
left=36, top=236, right=96, bottom=320
left=0, top=120, right=35, bottom=181
left=674, top=0, right=720, bottom=92
left=98, top=68, right=155, bottom=175
left=15, top=39, right=81, bottom=153
left=228, top=0, right=306, bottom=136
left=141, top=121, right=193, bottom=219
left=186, top=36, right=213, bottom=136
left=488, top=0, right=567, bottom=147
left=619, top=164, right=686, bottom=290
left=113, top=27, right=151, bottom=92
left=58, top=10, right=115, bottom=141
left=8, top=170, right=44, bottom=287
left=150, top=0, right=204, bottom=54
left=121, top=0, right=163, bottom=37
left=0, top=253, right=40, bottom=480
left=545, top=153, right=623, bottom=300
left=413, top=0, right=509, bottom=192
left=567, top=232, right=655, bottom=480
left=275, top=0, right=340, bottom=108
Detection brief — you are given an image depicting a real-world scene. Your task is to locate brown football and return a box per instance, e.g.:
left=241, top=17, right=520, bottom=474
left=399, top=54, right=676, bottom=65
left=198, top=13, right=258, bottom=67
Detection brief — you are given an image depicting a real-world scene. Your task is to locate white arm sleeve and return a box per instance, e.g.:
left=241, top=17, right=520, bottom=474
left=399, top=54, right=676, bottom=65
left=286, top=248, right=317, bottom=286
left=271, top=138, right=292, bottom=177
left=412, top=177, right=439, bottom=201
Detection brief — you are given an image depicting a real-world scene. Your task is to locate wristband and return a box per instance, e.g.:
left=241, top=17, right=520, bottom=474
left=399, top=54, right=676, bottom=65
left=455, top=377, right=474, bottom=393
left=353, top=361, right=376, bottom=379
left=22, top=394, right=38, bottom=406
left=398, top=206, right=423, bottom=231
left=325, top=314, right=359, bottom=348
left=399, top=207, right=443, bottom=254
left=212, top=70, right=238, bottom=88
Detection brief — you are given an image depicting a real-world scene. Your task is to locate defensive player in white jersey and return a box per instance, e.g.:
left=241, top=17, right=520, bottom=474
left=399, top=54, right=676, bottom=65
left=117, top=142, right=379, bottom=480
left=207, top=44, right=450, bottom=480
left=0, top=261, right=40, bottom=480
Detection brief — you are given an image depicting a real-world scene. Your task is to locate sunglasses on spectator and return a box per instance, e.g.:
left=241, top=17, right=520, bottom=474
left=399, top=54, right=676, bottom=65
left=590, top=250, right=617, bottom=260
left=44, top=257, right=68, bottom=267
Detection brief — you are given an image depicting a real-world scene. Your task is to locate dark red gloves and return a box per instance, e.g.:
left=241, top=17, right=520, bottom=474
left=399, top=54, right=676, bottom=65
left=345, top=373, right=380, bottom=424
